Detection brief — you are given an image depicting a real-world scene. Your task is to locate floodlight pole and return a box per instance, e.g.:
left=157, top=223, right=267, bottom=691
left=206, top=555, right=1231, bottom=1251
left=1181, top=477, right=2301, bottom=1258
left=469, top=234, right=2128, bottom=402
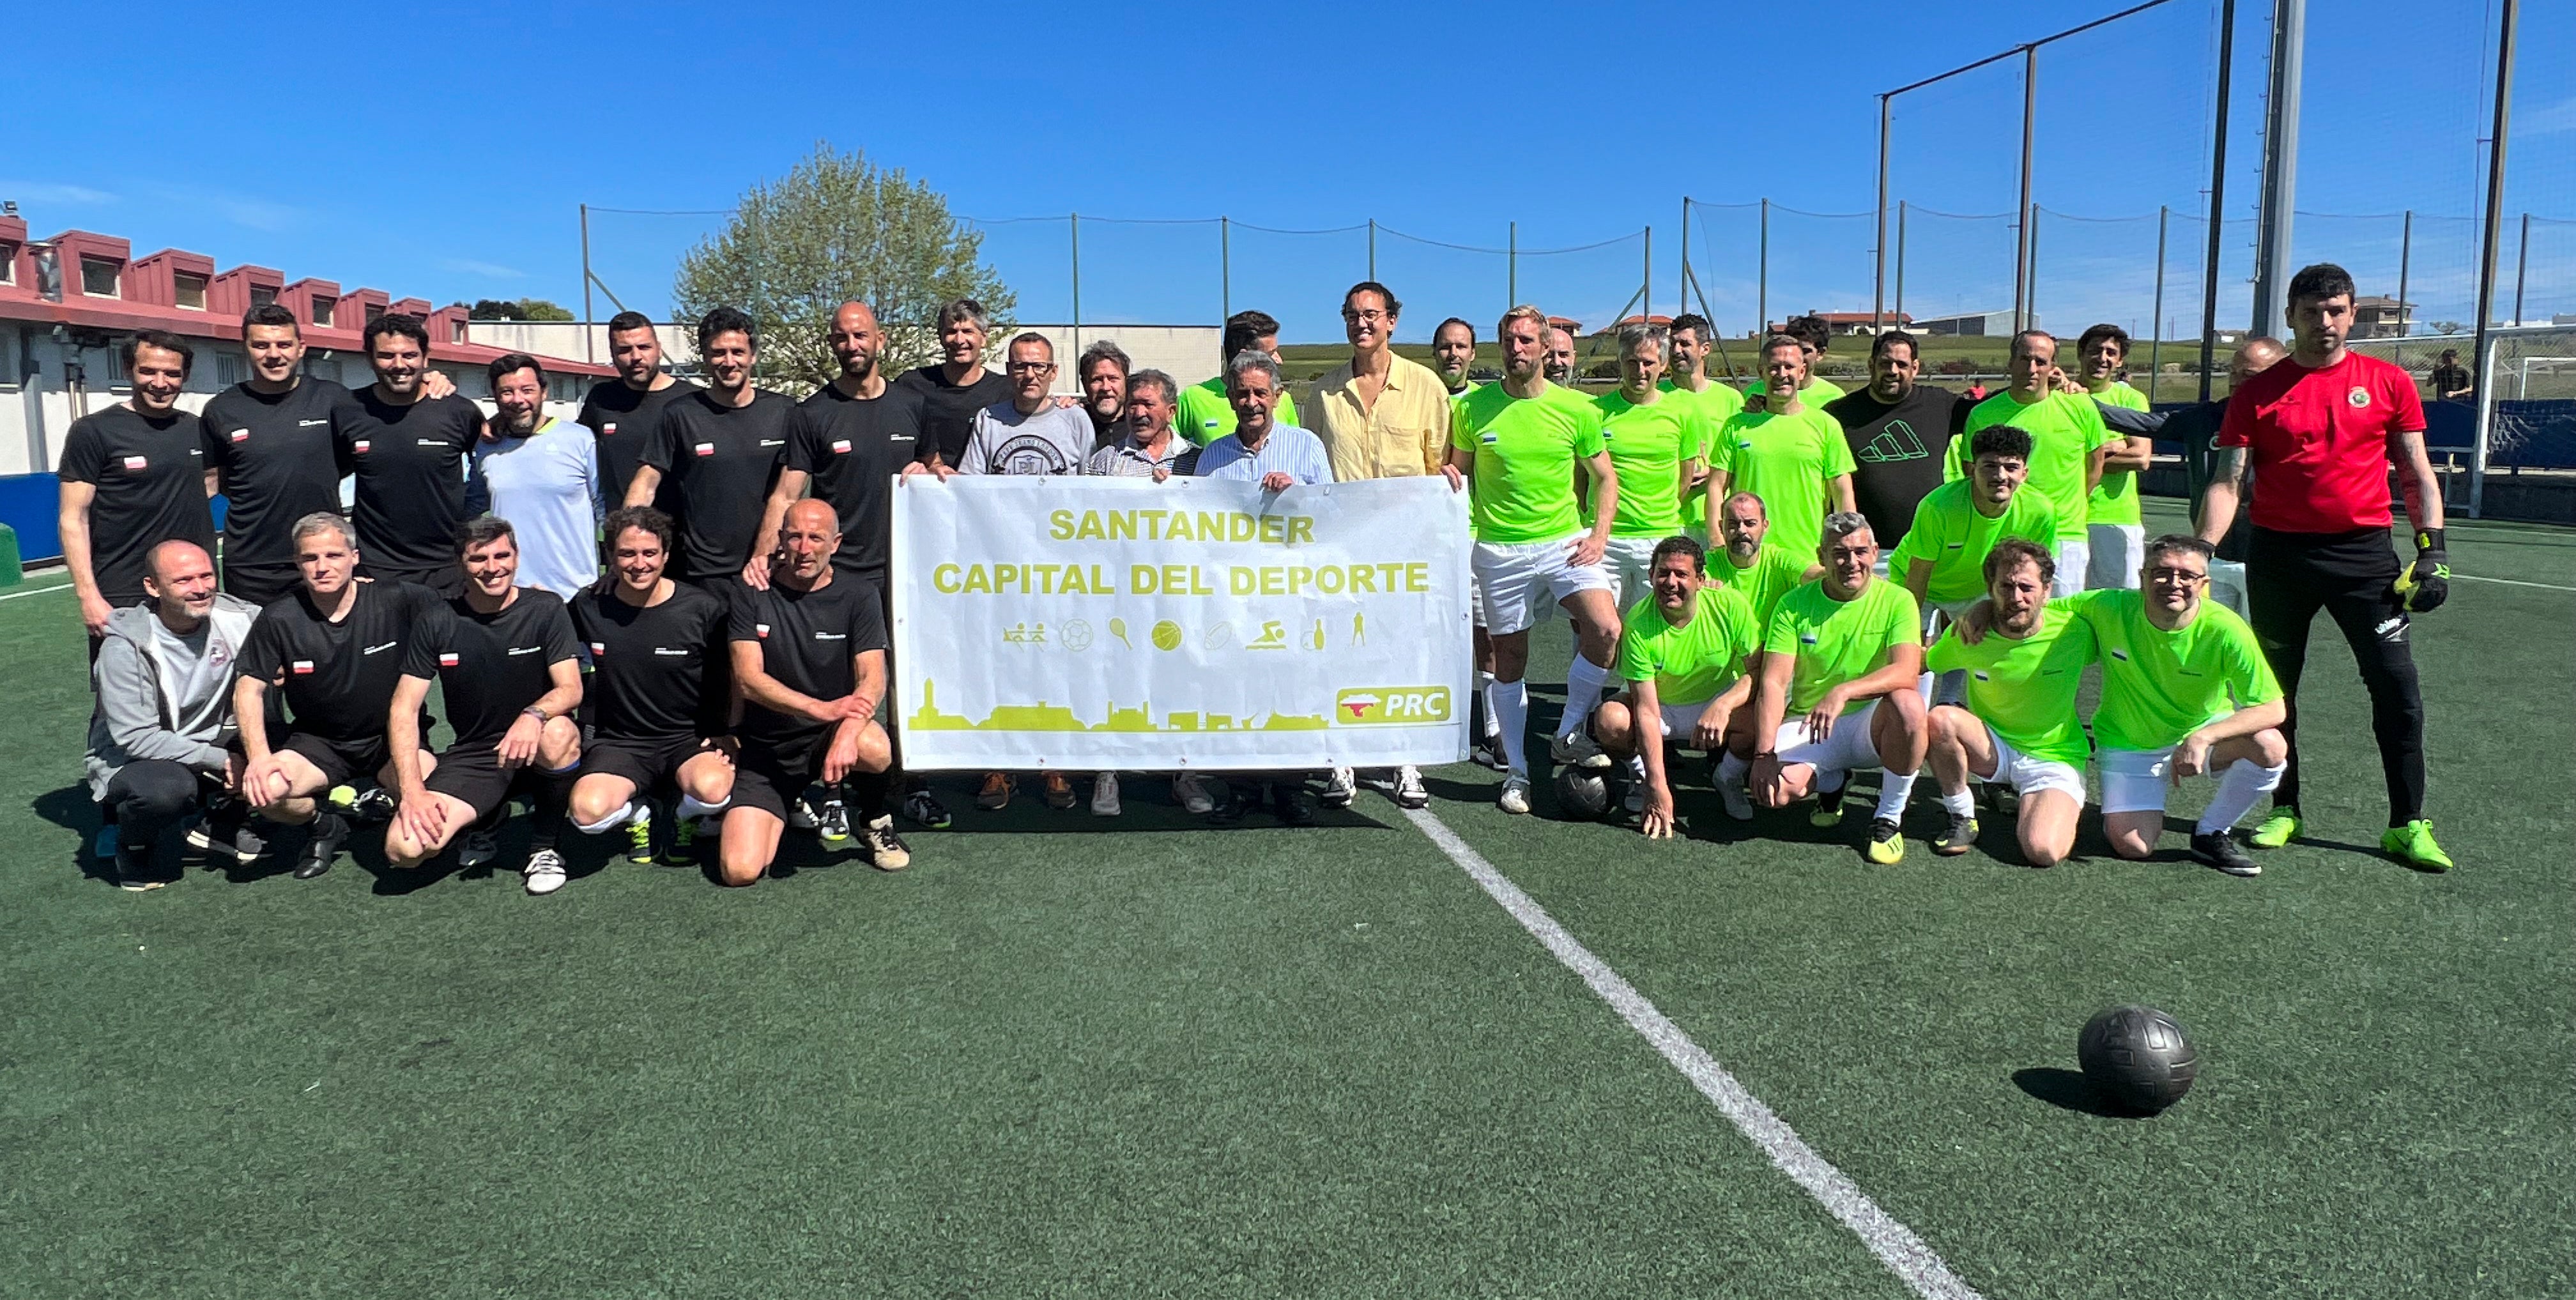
left=1758, top=199, right=1769, bottom=339
left=2512, top=212, right=2529, bottom=326
left=1895, top=201, right=1908, bottom=329
left=1642, top=226, right=1652, bottom=325
left=1220, top=216, right=1231, bottom=322
left=2197, top=0, right=2238, bottom=406
left=2396, top=209, right=2414, bottom=365
left=2026, top=203, right=2043, bottom=328
left=2250, top=0, right=2305, bottom=339
left=2469, top=0, right=2518, bottom=519
left=1069, top=213, right=1082, bottom=359
left=2149, top=204, right=2168, bottom=399
left=1874, top=94, right=1891, bottom=329
left=1678, top=197, right=1691, bottom=314
left=1368, top=218, right=1377, bottom=282
left=1508, top=222, right=1517, bottom=309
left=2012, top=44, right=2037, bottom=332
left=579, top=203, right=595, bottom=363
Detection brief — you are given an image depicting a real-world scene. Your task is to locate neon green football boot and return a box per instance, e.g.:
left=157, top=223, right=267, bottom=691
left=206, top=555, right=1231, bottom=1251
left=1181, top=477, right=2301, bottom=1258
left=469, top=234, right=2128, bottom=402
left=2248, top=806, right=2302, bottom=850
left=2380, top=820, right=2453, bottom=872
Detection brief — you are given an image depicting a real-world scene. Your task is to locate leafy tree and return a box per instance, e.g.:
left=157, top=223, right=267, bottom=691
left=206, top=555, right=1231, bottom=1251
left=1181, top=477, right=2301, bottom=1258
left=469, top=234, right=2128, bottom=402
left=673, top=142, right=1015, bottom=388
left=468, top=297, right=576, bottom=321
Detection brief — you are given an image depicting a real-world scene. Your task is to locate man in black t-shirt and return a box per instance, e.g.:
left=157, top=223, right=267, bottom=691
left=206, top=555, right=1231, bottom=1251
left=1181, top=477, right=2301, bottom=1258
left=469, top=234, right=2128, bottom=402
left=341, top=314, right=484, bottom=595
left=893, top=298, right=1011, bottom=470
left=383, top=518, right=585, bottom=893
left=578, top=311, right=700, bottom=511
left=1824, top=330, right=1971, bottom=556
left=720, top=500, right=906, bottom=884
left=233, top=513, right=441, bottom=879
left=201, top=304, right=458, bottom=607
left=624, top=307, right=790, bottom=585
left=59, top=330, right=217, bottom=639
left=2429, top=348, right=2472, bottom=403
left=567, top=506, right=739, bottom=865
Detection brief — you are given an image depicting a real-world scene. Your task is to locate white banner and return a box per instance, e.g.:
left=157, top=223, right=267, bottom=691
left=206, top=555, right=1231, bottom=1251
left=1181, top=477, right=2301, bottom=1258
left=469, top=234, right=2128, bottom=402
left=891, top=475, right=1471, bottom=770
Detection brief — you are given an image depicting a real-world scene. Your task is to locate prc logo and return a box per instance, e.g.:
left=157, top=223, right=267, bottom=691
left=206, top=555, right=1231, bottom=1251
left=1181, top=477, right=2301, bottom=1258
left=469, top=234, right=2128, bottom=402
left=1334, top=686, right=1452, bottom=725
left=2347, top=386, right=2372, bottom=409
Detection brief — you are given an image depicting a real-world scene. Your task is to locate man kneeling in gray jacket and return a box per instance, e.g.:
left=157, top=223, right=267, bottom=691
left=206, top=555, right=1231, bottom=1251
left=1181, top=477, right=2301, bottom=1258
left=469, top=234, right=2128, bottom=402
left=85, top=540, right=261, bottom=890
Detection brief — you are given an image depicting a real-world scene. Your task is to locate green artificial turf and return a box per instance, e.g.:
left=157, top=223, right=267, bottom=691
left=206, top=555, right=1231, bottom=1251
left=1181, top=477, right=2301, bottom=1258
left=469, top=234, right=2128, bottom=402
left=2, top=505, right=2567, bottom=1297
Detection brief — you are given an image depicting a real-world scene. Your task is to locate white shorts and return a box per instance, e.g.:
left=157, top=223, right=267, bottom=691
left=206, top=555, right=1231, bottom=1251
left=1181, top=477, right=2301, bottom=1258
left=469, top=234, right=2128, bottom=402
left=2087, top=523, right=2145, bottom=590
left=2207, top=558, right=2251, bottom=622
left=1773, top=697, right=1885, bottom=776
left=1471, top=537, right=1613, bottom=636
left=1968, top=728, right=2087, bottom=802
left=2097, top=746, right=2178, bottom=815
left=2050, top=536, right=2089, bottom=598
left=1646, top=698, right=1713, bottom=746
left=1603, top=536, right=1660, bottom=608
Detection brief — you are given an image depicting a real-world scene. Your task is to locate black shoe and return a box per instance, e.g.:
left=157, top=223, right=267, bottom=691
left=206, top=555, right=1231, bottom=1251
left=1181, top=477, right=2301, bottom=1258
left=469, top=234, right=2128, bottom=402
left=1931, top=813, right=1981, bottom=857
left=2192, top=830, right=2261, bottom=877
left=1271, top=784, right=1317, bottom=827
left=115, top=840, right=163, bottom=891
left=1209, top=792, right=1253, bottom=825
left=1470, top=738, right=1508, bottom=771
left=294, top=813, right=348, bottom=880
left=187, top=804, right=268, bottom=864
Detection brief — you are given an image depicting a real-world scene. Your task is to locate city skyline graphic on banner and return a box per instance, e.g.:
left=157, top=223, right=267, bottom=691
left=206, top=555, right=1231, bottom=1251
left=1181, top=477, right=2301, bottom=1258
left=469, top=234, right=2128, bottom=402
left=908, top=681, right=1329, bottom=735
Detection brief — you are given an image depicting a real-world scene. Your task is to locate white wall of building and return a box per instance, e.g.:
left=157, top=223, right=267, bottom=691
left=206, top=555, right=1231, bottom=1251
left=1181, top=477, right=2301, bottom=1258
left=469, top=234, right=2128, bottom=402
left=464, top=321, right=1225, bottom=396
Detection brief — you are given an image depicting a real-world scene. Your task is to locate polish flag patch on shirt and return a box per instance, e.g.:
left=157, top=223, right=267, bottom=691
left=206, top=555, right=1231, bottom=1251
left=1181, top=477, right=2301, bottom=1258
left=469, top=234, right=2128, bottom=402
left=755, top=623, right=770, bottom=638
left=694, top=443, right=716, bottom=457
left=438, top=652, right=461, bottom=668
left=291, top=660, right=316, bottom=674
left=229, top=429, right=250, bottom=443
left=121, top=455, right=148, bottom=471
left=353, top=440, right=372, bottom=454
left=588, top=641, right=606, bottom=657
left=601, top=423, right=619, bottom=436
left=831, top=439, right=852, bottom=454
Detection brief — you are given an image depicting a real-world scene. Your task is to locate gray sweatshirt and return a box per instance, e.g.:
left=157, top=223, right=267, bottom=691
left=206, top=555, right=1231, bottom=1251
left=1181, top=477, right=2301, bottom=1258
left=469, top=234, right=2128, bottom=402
left=84, top=595, right=259, bottom=800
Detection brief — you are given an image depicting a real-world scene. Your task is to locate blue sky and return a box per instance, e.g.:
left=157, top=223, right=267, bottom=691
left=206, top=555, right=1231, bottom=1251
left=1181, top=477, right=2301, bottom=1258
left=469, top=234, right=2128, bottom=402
left=8, top=0, right=2567, bottom=344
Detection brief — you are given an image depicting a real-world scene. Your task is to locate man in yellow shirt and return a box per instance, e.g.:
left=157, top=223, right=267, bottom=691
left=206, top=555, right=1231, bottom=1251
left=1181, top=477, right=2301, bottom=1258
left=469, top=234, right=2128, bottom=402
left=1305, top=280, right=1448, bottom=811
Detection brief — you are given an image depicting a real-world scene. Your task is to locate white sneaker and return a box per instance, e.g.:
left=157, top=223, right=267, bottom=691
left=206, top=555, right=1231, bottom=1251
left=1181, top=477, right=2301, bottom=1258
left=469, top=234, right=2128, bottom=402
left=1172, top=772, right=1215, bottom=814
left=1091, top=770, right=1122, bottom=816
left=1720, top=780, right=1754, bottom=822
left=522, top=848, right=568, bottom=895
left=786, top=796, right=821, bottom=830
left=1550, top=730, right=1612, bottom=769
left=1321, top=767, right=1357, bottom=807
left=1394, top=765, right=1429, bottom=809
left=1498, top=775, right=1533, bottom=815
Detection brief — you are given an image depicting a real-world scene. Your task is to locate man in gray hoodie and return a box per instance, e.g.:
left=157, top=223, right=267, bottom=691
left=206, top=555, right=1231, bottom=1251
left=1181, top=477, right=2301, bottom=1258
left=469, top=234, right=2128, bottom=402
left=86, top=540, right=261, bottom=889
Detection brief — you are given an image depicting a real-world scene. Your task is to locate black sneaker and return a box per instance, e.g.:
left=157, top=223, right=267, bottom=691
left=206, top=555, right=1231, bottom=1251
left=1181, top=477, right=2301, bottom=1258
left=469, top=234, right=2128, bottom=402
left=115, top=839, right=163, bottom=891
left=2192, top=830, right=2262, bottom=877
left=1209, top=788, right=1255, bottom=824
left=345, top=787, right=398, bottom=823
left=295, top=812, right=349, bottom=880
left=1932, top=813, right=1980, bottom=857
left=187, top=804, right=268, bottom=864
left=1809, top=783, right=1848, bottom=828
left=1469, top=737, right=1508, bottom=771
left=901, top=788, right=952, bottom=830
left=1271, top=784, right=1317, bottom=827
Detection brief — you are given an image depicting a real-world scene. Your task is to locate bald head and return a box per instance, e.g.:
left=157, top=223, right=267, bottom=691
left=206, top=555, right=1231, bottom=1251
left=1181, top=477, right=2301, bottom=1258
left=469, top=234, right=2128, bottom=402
left=146, top=538, right=213, bottom=585
left=142, top=539, right=218, bottom=627
left=2230, top=336, right=2287, bottom=387
left=785, top=498, right=840, bottom=535
left=828, top=301, right=884, bottom=381
left=774, top=498, right=845, bottom=588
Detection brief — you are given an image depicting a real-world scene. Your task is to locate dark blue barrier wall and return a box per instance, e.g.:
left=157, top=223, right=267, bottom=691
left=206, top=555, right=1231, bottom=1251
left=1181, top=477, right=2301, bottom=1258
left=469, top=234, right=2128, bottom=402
left=0, top=475, right=229, bottom=566
left=2148, top=398, right=2576, bottom=469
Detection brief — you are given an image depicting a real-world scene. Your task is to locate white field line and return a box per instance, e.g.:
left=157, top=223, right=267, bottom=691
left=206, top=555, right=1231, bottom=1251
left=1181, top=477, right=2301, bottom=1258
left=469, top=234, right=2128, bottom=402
left=0, top=579, right=72, bottom=601
left=2453, top=572, right=2576, bottom=592
left=1402, top=806, right=1983, bottom=1300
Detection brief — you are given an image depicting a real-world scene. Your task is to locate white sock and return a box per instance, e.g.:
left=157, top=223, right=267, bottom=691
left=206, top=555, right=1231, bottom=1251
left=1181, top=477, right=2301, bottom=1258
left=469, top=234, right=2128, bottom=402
left=572, top=799, right=640, bottom=835
left=1557, top=654, right=1613, bottom=738
left=1716, top=750, right=1751, bottom=788
left=1874, top=770, right=1919, bottom=820
left=1625, top=753, right=1647, bottom=781
left=1493, top=679, right=1529, bottom=776
left=1478, top=671, right=1502, bottom=739
left=2196, top=758, right=2284, bottom=834
left=1940, top=790, right=1975, bottom=817
left=677, top=793, right=730, bottom=822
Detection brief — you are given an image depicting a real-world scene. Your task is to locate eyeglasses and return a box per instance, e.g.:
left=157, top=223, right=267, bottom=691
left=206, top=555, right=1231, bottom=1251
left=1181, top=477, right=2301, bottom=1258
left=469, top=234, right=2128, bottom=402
left=1005, top=362, right=1055, bottom=375
left=1339, top=309, right=1392, bottom=324
left=2146, top=567, right=2208, bottom=586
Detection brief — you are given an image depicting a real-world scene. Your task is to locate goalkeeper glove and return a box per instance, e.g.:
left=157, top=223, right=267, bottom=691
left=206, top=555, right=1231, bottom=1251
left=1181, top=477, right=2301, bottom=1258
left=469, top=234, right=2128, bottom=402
left=2394, top=527, right=2450, bottom=613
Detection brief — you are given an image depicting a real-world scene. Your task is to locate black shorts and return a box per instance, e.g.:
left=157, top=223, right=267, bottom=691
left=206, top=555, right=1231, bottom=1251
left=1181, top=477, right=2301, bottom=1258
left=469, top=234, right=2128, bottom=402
left=224, top=558, right=304, bottom=608
left=362, top=562, right=463, bottom=597
left=578, top=734, right=717, bottom=794
left=280, top=731, right=392, bottom=788
left=728, top=733, right=829, bottom=821
left=423, top=742, right=564, bottom=818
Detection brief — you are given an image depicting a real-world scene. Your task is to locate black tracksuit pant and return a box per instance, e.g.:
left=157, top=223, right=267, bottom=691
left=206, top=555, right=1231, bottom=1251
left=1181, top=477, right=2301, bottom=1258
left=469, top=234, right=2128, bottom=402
left=2244, top=526, right=2428, bottom=827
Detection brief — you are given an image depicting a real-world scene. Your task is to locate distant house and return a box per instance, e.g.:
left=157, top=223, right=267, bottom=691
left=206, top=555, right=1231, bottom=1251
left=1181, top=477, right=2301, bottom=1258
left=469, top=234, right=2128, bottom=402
left=2352, top=295, right=2414, bottom=340
left=1764, top=310, right=1913, bottom=337
left=1597, top=314, right=1673, bottom=334
left=1912, top=309, right=2024, bottom=337
left=1544, top=314, right=1583, bottom=336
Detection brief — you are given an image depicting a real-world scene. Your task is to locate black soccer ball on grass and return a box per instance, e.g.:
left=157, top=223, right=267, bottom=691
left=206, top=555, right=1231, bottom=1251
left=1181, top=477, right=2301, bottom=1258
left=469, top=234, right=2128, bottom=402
left=1553, top=767, right=1612, bottom=820
left=2077, top=1005, right=2199, bottom=1115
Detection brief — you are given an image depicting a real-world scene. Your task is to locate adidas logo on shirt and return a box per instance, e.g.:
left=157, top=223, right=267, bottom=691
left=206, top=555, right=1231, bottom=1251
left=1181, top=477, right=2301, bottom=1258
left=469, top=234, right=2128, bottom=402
left=1858, top=420, right=1929, bottom=463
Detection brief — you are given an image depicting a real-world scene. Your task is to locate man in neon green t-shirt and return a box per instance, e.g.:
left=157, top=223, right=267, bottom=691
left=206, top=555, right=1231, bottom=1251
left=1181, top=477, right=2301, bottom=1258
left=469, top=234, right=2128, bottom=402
left=1445, top=305, right=1621, bottom=814
left=1587, top=323, right=1705, bottom=606
left=1922, top=538, right=2095, bottom=866
left=2075, top=323, right=2155, bottom=591
left=1589, top=536, right=1763, bottom=836
left=1660, top=312, right=1745, bottom=535
left=1708, top=490, right=1820, bottom=629
left=1176, top=309, right=1299, bottom=445
left=1891, top=423, right=2057, bottom=623
left=1731, top=512, right=1926, bottom=864
left=1739, top=314, right=1846, bottom=411
left=2074, top=533, right=2285, bottom=876
left=1708, top=335, right=1857, bottom=563
left=1945, top=330, right=2118, bottom=598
